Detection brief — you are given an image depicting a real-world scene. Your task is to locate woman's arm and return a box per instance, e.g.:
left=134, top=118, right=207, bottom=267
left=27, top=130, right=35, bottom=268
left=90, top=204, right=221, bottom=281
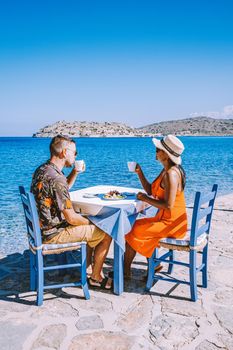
left=135, top=164, right=152, bottom=195
left=137, top=170, right=179, bottom=209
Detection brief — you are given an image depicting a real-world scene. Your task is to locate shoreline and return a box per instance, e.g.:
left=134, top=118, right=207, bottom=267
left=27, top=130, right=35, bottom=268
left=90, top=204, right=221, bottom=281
left=34, top=134, right=233, bottom=138
left=1, top=135, right=233, bottom=138
left=187, top=192, right=233, bottom=210
left=0, top=193, right=233, bottom=258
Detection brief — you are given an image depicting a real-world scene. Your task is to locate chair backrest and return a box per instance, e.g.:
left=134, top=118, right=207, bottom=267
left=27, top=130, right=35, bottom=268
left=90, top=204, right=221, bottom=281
left=19, top=186, right=42, bottom=248
left=190, top=184, right=218, bottom=247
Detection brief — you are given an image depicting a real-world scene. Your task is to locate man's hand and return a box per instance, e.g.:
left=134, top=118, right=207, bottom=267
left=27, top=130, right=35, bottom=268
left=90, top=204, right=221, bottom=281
left=63, top=207, right=90, bottom=226
left=137, top=191, right=148, bottom=201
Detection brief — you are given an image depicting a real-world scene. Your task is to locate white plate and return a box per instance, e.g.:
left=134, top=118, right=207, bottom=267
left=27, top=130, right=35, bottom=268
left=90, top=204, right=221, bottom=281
left=102, top=194, right=126, bottom=200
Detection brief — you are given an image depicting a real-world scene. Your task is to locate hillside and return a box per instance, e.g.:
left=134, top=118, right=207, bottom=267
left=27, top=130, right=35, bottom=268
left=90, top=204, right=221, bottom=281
left=33, top=121, right=135, bottom=137
left=33, top=117, right=233, bottom=137
left=137, top=116, right=233, bottom=136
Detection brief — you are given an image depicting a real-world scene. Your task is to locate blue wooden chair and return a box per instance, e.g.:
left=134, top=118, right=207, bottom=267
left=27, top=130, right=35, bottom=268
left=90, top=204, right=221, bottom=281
left=19, top=186, right=90, bottom=306
left=146, top=184, right=218, bottom=301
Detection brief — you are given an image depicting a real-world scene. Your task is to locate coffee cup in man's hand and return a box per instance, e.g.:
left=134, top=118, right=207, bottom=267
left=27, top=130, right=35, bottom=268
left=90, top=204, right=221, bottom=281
left=75, top=160, right=85, bottom=172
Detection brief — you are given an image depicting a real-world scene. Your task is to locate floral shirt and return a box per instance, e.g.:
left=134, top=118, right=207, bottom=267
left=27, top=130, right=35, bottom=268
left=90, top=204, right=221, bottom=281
left=31, top=161, right=73, bottom=238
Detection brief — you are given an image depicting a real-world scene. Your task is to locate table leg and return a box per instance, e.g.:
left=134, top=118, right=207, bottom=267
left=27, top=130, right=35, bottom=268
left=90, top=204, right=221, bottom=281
left=113, top=241, right=124, bottom=295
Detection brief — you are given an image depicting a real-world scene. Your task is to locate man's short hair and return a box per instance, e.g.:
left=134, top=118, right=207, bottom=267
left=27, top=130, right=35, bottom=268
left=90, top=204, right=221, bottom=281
left=50, top=135, right=75, bottom=157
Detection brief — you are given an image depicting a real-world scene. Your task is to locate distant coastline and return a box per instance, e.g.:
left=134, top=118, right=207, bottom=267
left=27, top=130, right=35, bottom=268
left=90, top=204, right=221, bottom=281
left=33, top=117, right=233, bottom=138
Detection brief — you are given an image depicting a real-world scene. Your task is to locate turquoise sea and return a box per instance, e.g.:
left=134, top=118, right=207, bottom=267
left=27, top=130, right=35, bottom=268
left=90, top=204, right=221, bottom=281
left=0, top=136, right=233, bottom=256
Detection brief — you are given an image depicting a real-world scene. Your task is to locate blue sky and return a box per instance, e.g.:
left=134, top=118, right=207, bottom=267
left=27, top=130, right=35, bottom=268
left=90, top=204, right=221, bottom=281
left=0, top=0, right=233, bottom=136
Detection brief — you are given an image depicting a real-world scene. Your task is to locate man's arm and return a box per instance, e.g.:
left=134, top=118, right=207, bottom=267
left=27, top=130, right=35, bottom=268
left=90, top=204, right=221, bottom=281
left=66, top=168, right=79, bottom=189
left=54, top=175, right=87, bottom=223
left=62, top=207, right=90, bottom=226
left=67, top=162, right=86, bottom=189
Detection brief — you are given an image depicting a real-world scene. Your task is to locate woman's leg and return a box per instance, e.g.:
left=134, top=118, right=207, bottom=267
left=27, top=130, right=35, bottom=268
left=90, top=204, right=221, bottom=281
left=124, top=242, right=137, bottom=278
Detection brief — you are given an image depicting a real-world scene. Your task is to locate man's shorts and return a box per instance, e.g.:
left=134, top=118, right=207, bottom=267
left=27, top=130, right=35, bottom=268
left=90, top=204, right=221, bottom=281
left=43, top=223, right=105, bottom=248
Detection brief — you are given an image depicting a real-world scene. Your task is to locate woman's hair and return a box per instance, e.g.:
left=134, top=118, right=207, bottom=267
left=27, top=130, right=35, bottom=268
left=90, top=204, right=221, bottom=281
left=169, top=160, right=186, bottom=190
left=178, top=165, right=186, bottom=190
left=50, top=135, right=75, bottom=156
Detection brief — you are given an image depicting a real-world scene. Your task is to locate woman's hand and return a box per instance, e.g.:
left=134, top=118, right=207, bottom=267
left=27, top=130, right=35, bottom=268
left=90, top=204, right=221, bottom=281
left=137, top=192, right=148, bottom=201
left=135, top=163, right=142, bottom=174
left=134, top=164, right=152, bottom=195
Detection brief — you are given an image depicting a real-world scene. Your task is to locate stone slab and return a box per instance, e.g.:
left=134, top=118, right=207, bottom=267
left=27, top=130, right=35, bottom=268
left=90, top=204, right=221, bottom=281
left=0, top=320, right=36, bottom=350
left=32, top=324, right=67, bottom=350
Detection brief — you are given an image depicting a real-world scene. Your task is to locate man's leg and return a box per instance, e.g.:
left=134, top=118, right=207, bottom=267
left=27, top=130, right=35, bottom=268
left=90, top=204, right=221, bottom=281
left=91, top=233, right=112, bottom=281
left=86, top=246, right=93, bottom=276
left=44, top=224, right=111, bottom=281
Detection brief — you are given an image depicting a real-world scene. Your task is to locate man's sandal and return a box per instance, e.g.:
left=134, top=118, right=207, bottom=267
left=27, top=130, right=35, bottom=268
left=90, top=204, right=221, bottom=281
left=88, top=276, right=112, bottom=290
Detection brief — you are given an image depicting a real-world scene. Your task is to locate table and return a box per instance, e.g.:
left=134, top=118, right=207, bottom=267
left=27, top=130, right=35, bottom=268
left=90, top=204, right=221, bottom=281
left=70, top=185, right=156, bottom=294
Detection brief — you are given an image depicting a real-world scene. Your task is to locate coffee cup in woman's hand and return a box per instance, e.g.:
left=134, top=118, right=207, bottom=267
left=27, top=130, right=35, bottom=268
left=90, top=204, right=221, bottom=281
left=127, top=161, right=137, bottom=172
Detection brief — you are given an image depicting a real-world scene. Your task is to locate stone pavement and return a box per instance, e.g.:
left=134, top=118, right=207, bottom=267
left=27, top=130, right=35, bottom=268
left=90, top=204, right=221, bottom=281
left=0, top=194, right=233, bottom=350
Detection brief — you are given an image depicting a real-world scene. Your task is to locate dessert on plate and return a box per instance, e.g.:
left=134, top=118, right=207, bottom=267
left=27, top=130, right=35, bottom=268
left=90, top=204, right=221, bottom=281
left=103, top=190, right=126, bottom=200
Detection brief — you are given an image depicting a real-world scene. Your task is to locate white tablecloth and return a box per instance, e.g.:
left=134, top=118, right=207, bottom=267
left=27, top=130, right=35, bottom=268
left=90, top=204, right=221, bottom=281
left=70, top=185, right=156, bottom=250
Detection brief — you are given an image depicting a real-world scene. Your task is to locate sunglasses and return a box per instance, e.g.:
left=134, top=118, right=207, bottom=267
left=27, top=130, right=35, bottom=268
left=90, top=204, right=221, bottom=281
left=65, top=147, right=77, bottom=156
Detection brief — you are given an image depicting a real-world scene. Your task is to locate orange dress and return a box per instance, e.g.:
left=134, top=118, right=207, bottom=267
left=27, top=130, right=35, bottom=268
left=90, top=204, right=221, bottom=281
left=125, top=171, right=188, bottom=258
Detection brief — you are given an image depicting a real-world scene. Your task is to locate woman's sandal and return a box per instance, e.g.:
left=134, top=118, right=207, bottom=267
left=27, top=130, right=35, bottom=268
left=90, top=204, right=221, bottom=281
left=88, top=276, right=112, bottom=290
left=154, top=264, right=163, bottom=273
left=105, top=271, right=114, bottom=290
left=108, top=271, right=114, bottom=279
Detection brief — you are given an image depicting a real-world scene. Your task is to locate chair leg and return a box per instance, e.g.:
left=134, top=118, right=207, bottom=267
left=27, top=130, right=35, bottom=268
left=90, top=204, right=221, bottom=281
left=167, top=249, right=174, bottom=274
left=81, top=244, right=90, bottom=300
left=189, top=250, right=197, bottom=301
left=36, top=252, right=44, bottom=306
left=29, top=251, right=36, bottom=291
left=202, top=245, right=208, bottom=288
left=58, top=253, right=67, bottom=277
left=146, top=249, right=158, bottom=291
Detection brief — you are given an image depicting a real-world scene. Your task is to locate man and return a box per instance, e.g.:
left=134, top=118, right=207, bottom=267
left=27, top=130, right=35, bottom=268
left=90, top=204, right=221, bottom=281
left=31, top=135, right=112, bottom=288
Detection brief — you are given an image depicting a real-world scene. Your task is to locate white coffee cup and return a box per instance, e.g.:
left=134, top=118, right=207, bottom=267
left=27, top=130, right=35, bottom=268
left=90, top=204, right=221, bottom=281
left=75, top=160, right=85, bottom=172
left=127, top=161, right=137, bottom=172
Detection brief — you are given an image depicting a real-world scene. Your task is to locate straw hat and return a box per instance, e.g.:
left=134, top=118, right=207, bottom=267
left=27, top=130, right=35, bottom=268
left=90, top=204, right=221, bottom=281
left=152, top=135, right=184, bottom=165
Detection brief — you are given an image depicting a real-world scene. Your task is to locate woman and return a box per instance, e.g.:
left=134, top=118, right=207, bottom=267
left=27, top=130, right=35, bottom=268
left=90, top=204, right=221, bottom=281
left=124, top=134, right=188, bottom=278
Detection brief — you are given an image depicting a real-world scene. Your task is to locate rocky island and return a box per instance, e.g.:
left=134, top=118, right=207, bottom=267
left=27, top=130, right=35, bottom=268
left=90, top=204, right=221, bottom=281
left=33, top=117, right=233, bottom=137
